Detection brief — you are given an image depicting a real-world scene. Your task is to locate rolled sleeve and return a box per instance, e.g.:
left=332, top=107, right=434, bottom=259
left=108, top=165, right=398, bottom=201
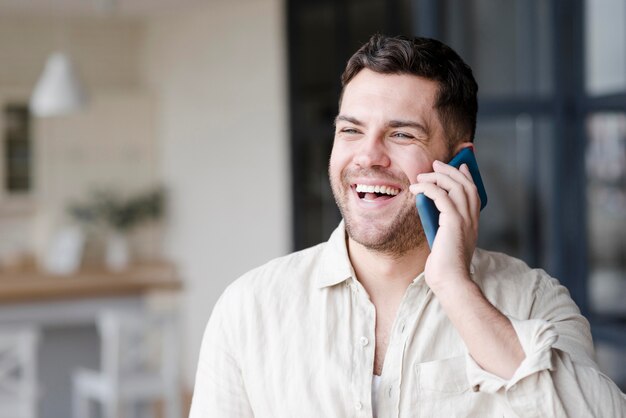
left=466, top=317, right=558, bottom=393
left=465, top=272, right=626, bottom=417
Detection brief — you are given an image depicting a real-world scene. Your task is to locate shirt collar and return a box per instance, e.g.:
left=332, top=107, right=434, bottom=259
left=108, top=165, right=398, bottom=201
left=314, top=221, right=479, bottom=289
left=314, top=221, right=354, bottom=289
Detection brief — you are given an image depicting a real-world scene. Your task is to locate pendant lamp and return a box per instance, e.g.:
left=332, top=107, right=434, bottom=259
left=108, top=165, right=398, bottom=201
left=30, top=52, right=87, bottom=117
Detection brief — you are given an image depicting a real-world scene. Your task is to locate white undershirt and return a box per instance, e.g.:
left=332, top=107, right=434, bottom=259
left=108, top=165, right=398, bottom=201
left=372, top=374, right=382, bottom=417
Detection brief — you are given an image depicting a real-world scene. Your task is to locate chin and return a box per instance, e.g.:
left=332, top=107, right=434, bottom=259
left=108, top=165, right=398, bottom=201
left=346, top=222, right=391, bottom=247
left=344, top=212, right=424, bottom=256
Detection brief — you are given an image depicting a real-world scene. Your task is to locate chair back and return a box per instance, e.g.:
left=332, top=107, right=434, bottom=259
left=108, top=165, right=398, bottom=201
left=0, top=325, right=40, bottom=418
left=96, top=310, right=179, bottom=389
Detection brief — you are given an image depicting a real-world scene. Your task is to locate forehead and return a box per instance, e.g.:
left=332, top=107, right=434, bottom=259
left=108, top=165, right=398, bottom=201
left=340, top=69, right=440, bottom=118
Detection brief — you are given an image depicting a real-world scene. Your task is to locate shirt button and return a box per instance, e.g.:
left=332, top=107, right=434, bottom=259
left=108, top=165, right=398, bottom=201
left=355, top=401, right=363, bottom=410
left=359, top=336, right=369, bottom=346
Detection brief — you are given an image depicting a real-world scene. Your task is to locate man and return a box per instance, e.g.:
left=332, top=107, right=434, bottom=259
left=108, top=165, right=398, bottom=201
left=190, top=35, right=626, bottom=417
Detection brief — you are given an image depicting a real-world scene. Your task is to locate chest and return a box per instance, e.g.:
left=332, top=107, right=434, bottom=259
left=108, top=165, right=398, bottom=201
left=374, top=304, right=399, bottom=374
left=239, top=281, right=485, bottom=417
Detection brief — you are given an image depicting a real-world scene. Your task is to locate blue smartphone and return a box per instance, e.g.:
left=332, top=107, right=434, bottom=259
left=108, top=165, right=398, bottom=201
left=415, top=147, right=488, bottom=248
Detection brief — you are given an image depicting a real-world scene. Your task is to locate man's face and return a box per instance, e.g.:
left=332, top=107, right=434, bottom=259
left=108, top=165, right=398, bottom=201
left=329, top=69, right=452, bottom=256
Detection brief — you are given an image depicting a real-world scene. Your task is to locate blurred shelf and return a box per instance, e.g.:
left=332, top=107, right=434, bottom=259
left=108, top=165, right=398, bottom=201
left=0, top=262, right=182, bottom=304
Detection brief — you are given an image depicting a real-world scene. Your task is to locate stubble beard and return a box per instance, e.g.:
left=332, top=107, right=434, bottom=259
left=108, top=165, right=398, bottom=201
left=329, top=167, right=426, bottom=259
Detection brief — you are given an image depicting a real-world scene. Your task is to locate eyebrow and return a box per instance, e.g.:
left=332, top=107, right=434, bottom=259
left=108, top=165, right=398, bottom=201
left=388, top=119, right=428, bottom=134
left=334, top=115, right=363, bottom=126
left=334, top=115, right=428, bottom=135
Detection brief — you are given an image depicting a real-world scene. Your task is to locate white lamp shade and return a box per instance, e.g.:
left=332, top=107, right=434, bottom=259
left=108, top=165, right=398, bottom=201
left=30, top=52, right=87, bottom=117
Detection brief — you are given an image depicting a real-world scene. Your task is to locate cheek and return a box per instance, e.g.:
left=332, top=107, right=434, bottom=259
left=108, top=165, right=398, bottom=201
left=393, top=150, right=434, bottom=182
left=328, top=143, right=350, bottom=176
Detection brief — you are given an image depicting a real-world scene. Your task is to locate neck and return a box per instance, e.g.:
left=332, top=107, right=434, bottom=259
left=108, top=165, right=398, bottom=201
left=347, top=236, right=429, bottom=300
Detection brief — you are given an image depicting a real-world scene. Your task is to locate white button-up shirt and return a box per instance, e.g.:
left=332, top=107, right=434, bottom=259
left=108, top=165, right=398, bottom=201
left=190, top=222, right=626, bottom=417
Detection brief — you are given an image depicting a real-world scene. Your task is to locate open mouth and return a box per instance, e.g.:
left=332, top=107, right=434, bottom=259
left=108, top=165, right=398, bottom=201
left=354, top=184, right=400, bottom=202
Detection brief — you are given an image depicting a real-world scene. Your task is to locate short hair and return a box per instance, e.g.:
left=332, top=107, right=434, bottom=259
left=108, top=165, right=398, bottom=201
left=340, top=34, right=478, bottom=146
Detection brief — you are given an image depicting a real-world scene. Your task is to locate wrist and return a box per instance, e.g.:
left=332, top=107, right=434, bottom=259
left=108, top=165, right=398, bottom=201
left=426, top=269, right=475, bottom=296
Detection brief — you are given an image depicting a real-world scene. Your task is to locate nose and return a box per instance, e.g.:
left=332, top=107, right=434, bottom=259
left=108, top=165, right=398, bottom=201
left=353, top=134, right=390, bottom=168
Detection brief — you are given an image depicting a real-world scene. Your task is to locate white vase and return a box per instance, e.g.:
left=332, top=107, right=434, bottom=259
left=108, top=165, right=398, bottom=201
left=105, top=232, right=129, bottom=272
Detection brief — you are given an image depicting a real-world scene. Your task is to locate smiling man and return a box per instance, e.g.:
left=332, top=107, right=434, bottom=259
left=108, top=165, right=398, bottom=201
left=190, top=35, right=626, bottom=417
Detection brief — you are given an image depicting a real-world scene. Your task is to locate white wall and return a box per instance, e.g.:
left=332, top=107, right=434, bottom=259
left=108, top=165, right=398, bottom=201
left=0, top=15, right=144, bottom=88
left=32, top=91, right=159, bottom=262
left=0, top=1, right=290, bottom=390
left=141, top=0, right=290, bottom=387
left=0, top=16, right=159, bottom=264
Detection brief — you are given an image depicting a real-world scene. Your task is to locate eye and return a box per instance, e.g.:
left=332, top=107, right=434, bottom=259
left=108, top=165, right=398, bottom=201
left=340, top=127, right=359, bottom=134
left=391, top=132, right=415, bottom=140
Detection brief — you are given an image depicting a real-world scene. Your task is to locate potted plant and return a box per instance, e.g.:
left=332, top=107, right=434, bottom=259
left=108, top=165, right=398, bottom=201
left=69, top=187, right=165, bottom=271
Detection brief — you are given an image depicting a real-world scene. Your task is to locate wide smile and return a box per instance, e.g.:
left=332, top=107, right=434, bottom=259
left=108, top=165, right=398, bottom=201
left=351, top=182, right=402, bottom=204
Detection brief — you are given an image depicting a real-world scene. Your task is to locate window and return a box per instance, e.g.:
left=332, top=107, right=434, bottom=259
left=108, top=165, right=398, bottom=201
left=288, top=0, right=414, bottom=249
left=3, top=104, right=32, bottom=194
left=583, top=0, right=626, bottom=388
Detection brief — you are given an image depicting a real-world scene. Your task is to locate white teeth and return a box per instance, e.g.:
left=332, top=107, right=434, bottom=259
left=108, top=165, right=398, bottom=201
left=355, top=184, right=400, bottom=196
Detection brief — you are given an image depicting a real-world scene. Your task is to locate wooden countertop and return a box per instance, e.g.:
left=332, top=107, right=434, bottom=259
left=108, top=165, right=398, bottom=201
left=0, top=263, right=182, bottom=304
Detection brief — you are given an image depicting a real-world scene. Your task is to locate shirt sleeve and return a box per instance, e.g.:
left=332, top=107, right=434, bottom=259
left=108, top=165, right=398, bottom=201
left=188, top=289, right=254, bottom=418
left=465, top=274, right=626, bottom=418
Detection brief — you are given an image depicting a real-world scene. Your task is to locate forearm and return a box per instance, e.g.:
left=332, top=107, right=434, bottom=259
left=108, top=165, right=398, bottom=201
left=430, top=275, right=525, bottom=379
left=465, top=336, right=626, bottom=417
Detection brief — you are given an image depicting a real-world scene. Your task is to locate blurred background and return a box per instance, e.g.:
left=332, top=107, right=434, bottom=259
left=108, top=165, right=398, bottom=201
left=0, top=0, right=623, bottom=417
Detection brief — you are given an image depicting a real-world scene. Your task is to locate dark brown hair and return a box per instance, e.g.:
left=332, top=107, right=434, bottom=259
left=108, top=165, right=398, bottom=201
left=340, top=34, right=478, bottom=145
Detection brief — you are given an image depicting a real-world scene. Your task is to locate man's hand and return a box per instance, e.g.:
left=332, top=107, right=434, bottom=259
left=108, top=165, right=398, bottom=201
left=410, top=160, right=525, bottom=380
left=409, top=160, right=479, bottom=290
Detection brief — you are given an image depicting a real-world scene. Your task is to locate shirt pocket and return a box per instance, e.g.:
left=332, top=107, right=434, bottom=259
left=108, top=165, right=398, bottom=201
left=413, top=356, right=475, bottom=417
left=416, top=355, right=470, bottom=395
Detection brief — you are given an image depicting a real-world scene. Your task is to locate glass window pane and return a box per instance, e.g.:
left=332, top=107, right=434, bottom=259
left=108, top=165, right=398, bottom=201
left=297, top=3, right=337, bottom=93
left=348, top=0, right=386, bottom=47
left=586, top=113, right=626, bottom=315
left=3, top=104, right=32, bottom=193
left=295, top=127, right=339, bottom=249
left=596, top=341, right=626, bottom=390
left=585, top=0, right=626, bottom=95
left=443, top=0, right=553, bottom=97
left=475, top=116, right=554, bottom=268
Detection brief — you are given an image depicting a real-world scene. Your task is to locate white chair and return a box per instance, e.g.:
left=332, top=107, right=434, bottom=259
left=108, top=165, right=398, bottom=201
left=0, top=325, right=40, bottom=418
left=72, top=310, right=181, bottom=418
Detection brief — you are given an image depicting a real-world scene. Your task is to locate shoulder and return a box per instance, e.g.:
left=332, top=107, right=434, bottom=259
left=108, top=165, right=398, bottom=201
left=471, top=248, right=571, bottom=314
left=213, top=222, right=350, bottom=324
left=472, top=247, right=555, bottom=286
left=208, top=242, right=333, bottom=352
left=218, top=241, right=328, bottom=308
left=472, top=249, right=593, bottom=360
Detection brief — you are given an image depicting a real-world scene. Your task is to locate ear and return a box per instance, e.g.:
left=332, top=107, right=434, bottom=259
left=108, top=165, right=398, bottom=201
left=452, top=141, right=474, bottom=155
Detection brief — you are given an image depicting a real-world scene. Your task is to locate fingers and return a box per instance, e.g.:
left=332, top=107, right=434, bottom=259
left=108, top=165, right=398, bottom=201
left=409, top=160, right=481, bottom=227
left=413, top=182, right=468, bottom=229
